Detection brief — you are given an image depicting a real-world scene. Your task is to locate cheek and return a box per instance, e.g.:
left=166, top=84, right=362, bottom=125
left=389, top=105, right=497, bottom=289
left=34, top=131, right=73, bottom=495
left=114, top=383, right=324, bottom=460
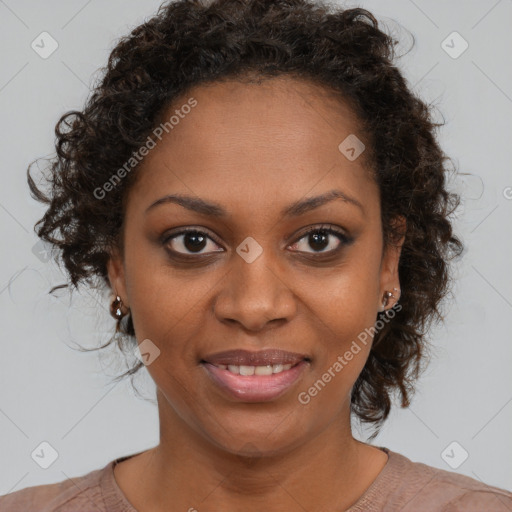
left=126, top=273, right=210, bottom=358
left=294, top=260, right=380, bottom=403
left=299, top=254, right=381, bottom=338
left=122, top=232, right=211, bottom=341
left=297, top=306, right=374, bottom=417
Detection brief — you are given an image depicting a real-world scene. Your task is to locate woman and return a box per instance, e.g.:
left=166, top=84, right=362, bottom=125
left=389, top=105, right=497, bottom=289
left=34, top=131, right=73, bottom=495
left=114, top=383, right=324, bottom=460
left=1, top=0, right=511, bottom=510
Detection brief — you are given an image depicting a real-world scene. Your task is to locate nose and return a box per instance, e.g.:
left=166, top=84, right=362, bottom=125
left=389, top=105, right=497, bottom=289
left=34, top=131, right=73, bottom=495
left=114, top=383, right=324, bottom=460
left=212, top=247, right=297, bottom=332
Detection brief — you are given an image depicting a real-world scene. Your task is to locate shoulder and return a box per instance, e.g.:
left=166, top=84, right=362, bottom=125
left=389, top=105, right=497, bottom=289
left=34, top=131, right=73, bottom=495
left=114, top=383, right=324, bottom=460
left=379, top=449, right=512, bottom=511
left=443, top=488, right=512, bottom=511
left=0, top=463, right=108, bottom=512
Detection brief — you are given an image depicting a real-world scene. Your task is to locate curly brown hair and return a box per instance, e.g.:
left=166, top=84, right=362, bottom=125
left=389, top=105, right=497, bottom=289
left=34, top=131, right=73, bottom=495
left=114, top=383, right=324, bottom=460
left=28, top=0, right=464, bottom=435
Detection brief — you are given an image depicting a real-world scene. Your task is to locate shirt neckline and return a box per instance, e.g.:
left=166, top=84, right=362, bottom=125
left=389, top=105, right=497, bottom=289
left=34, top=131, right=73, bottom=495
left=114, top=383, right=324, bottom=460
left=100, top=446, right=401, bottom=512
left=100, top=451, right=146, bottom=511
left=346, top=446, right=406, bottom=511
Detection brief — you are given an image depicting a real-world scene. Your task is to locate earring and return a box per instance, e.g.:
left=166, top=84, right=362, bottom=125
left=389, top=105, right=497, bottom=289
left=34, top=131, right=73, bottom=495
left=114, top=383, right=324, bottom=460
left=110, top=295, right=126, bottom=320
left=381, top=287, right=400, bottom=311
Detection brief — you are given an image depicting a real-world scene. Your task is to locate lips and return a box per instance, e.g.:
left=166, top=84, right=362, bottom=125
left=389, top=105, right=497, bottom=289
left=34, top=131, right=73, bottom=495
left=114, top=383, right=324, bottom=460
left=200, top=349, right=311, bottom=402
left=201, top=360, right=310, bottom=402
left=201, top=348, right=310, bottom=367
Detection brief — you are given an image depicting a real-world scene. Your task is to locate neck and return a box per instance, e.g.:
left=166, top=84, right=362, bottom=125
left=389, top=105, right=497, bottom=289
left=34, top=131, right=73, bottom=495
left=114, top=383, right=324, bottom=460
left=115, top=390, right=388, bottom=512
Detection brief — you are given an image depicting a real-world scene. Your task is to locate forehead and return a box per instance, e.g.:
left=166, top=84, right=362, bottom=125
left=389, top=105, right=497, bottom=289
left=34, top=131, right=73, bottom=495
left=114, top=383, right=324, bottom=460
left=167, top=76, right=366, bottom=158
left=127, top=76, right=377, bottom=217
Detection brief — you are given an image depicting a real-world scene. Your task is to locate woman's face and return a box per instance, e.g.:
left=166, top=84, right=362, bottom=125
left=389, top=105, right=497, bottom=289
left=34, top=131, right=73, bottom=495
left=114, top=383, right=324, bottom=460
left=108, top=76, right=403, bottom=456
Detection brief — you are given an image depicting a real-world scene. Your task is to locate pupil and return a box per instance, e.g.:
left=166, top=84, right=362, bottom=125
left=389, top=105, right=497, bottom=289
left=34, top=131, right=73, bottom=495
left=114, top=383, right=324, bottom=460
left=185, top=232, right=206, bottom=252
left=309, top=231, right=328, bottom=251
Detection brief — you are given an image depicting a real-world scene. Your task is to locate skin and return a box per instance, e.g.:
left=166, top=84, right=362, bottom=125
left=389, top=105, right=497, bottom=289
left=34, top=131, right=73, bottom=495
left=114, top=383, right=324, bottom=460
left=107, top=76, right=405, bottom=512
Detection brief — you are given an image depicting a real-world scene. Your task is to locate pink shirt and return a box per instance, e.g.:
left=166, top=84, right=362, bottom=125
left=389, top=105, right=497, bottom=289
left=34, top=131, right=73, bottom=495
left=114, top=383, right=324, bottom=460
left=1, top=447, right=511, bottom=511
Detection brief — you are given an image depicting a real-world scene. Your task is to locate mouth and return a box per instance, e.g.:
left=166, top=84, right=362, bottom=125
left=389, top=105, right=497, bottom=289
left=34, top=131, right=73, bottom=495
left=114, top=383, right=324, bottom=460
left=201, top=348, right=310, bottom=367
left=206, top=361, right=302, bottom=375
left=200, top=349, right=311, bottom=402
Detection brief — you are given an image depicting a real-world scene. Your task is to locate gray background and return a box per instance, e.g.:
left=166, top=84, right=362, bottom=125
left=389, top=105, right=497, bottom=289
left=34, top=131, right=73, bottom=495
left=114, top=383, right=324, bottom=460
left=1, top=0, right=511, bottom=495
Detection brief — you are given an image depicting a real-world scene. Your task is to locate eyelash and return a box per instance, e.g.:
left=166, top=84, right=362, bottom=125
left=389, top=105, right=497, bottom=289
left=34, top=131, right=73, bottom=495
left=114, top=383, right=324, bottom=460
left=161, top=224, right=352, bottom=259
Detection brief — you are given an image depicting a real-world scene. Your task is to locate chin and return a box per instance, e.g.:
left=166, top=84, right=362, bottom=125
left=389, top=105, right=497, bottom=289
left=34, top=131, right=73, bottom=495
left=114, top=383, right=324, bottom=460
left=199, top=413, right=310, bottom=458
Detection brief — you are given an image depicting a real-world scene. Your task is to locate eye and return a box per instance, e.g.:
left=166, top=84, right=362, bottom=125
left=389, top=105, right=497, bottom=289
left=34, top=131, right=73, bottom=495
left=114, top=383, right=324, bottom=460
left=163, top=229, right=223, bottom=256
left=288, top=224, right=350, bottom=254
left=162, top=224, right=351, bottom=258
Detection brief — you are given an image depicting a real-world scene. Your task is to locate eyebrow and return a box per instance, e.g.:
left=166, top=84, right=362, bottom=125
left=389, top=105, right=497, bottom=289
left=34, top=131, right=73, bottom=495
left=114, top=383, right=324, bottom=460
left=145, top=189, right=364, bottom=217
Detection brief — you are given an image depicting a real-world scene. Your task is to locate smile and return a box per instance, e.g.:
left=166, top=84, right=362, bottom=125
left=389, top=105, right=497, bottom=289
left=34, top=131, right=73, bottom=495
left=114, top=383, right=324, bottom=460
left=201, top=360, right=309, bottom=402
left=212, top=363, right=295, bottom=375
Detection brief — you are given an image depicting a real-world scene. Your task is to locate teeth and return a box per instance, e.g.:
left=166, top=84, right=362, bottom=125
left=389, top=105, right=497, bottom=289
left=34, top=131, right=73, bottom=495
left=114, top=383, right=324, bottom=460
left=239, top=365, right=255, bottom=376
left=255, top=365, right=273, bottom=376
left=218, top=363, right=294, bottom=375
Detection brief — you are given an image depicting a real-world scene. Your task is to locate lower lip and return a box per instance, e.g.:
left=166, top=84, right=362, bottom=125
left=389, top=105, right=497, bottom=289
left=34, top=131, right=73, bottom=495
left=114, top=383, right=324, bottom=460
left=201, top=360, right=309, bottom=402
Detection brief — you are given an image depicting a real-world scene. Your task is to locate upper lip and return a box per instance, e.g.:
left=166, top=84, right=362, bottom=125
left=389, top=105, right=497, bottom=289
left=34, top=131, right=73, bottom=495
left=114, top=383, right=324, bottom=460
left=202, top=349, right=310, bottom=367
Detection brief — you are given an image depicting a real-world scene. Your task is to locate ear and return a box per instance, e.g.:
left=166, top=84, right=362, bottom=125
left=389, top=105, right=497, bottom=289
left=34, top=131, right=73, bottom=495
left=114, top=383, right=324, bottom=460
left=106, top=245, right=129, bottom=308
left=378, top=215, right=406, bottom=311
